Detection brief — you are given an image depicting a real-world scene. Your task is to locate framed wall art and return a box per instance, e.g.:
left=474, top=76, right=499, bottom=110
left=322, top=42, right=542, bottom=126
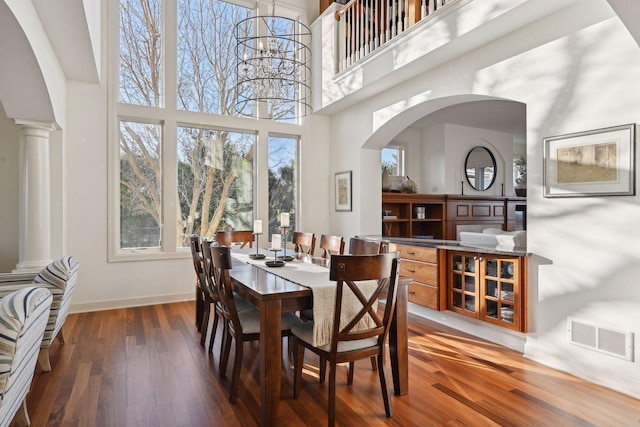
left=335, top=170, right=352, bottom=211
left=543, top=124, right=636, bottom=197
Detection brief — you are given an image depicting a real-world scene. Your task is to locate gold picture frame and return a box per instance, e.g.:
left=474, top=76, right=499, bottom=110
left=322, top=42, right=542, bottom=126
left=543, top=124, right=635, bottom=197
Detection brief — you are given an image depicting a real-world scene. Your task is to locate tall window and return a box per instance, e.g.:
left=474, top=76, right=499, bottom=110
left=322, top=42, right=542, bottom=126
left=177, top=127, right=254, bottom=245
left=113, top=0, right=304, bottom=258
left=268, top=135, right=297, bottom=240
left=119, top=120, right=162, bottom=248
left=177, top=1, right=251, bottom=115
left=119, top=0, right=161, bottom=107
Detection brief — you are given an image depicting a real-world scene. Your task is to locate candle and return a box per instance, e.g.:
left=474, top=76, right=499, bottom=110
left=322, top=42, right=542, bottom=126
left=253, top=220, right=262, bottom=234
left=271, top=234, right=281, bottom=250
left=281, top=212, right=290, bottom=228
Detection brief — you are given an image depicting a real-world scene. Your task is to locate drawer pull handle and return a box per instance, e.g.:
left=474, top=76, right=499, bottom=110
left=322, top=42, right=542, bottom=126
left=409, top=291, right=416, bottom=295
left=407, top=269, right=416, bottom=273
left=407, top=251, right=416, bottom=255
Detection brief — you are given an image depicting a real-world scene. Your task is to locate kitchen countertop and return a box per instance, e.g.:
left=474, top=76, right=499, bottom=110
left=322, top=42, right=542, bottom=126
left=358, top=235, right=529, bottom=257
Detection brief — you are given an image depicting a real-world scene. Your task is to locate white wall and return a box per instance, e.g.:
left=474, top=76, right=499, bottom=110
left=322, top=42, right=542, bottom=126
left=441, top=124, right=513, bottom=196
left=392, top=123, right=513, bottom=196
left=421, top=124, right=446, bottom=194
left=321, top=0, right=640, bottom=398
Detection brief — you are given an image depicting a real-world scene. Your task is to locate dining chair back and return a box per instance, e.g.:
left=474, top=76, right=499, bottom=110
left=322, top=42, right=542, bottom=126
left=293, top=231, right=316, bottom=255
left=348, top=237, right=384, bottom=255
left=216, top=230, right=254, bottom=249
left=199, top=240, right=223, bottom=352
left=319, top=235, right=345, bottom=259
left=189, top=235, right=206, bottom=333
left=291, top=252, right=401, bottom=426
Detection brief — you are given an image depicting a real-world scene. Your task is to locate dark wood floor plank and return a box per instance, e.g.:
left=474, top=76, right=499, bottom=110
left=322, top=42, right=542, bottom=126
left=12, top=302, right=639, bottom=427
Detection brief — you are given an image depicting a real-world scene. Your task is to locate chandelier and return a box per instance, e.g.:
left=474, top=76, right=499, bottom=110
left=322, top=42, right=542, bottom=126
left=234, top=0, right=312, bottom=119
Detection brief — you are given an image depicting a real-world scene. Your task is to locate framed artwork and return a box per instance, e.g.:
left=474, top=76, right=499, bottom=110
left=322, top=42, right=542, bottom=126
left=335, top=170, right=352, bottom=211
left=543, top=124, right=636, bottom=197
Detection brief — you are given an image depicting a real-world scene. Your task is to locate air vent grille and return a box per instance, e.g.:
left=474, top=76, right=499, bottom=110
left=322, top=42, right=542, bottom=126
left=568, top=318, right=633, bottom=361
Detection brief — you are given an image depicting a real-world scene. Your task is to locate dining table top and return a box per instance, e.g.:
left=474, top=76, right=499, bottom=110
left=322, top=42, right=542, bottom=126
left=228, top=258, right=313, bottom=303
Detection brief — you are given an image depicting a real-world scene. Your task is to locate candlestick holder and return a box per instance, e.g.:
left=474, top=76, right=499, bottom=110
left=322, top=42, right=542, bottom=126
left=266, top=249, right=285, bottom=267
left=279, top=226, right=294, bottom=261
left=249, top=232, right=266, bottom=259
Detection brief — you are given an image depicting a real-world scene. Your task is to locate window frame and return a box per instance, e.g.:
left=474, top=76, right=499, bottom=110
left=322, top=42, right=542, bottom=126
left=107, top=0, right=306, bottom=262
left=382, top=145, right=406, bottom=176
left=267, top=133, right=300, bottom=239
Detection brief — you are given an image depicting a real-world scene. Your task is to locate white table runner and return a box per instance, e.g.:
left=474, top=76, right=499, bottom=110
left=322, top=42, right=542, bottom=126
left=231, top=249, right=377, bottom=347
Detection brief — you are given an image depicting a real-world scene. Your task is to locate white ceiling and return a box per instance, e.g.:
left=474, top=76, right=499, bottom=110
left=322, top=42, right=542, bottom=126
left=408, top=100, right=527, bottom=146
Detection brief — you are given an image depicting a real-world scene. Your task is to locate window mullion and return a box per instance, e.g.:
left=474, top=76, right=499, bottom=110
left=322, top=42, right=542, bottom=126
left=163, top=0, right=179, bottom=250
left=164, top=0, right=177, bottom=111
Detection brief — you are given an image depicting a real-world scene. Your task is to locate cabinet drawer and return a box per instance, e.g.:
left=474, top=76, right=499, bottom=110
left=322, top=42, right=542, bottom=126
left=391, top=244, right=437, bottom=263
left=408, top=282, right=438, bottom=310
left=400, top=260, right=437, bottom=286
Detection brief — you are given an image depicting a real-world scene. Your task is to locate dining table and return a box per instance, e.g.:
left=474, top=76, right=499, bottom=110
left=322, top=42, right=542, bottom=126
left=213, top=249, right=409, bottom=426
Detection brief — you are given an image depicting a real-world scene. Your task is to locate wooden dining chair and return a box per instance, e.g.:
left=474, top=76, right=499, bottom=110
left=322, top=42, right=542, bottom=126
left=291, top=252, right=401, bottom=426
left=216, top=230, right=254, bottom=249
left=302, top=237, right=380, bottom=366
left=319, top=235, right=345, bottom=259
left=293, top=231, right=316, bottom=255
left=189, top=235, right=206, bottom=334
left=200, top=241, right=253, bottom=353
left=209, top=246, right=304, bottom=403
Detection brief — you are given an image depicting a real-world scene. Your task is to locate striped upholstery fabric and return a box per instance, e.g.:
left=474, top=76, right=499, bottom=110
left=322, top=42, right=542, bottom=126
left=0, top=256, right=79, bottom=372
left=0, top=287, right=52, bottom=427
left=31, top=257, right=79, bottom=348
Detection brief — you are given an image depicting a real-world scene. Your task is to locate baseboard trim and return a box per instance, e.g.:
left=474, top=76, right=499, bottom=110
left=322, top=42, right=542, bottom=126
left=69, top=292, right=195, bottom=314
left=524, top=338, right=640, bottom=400
left=408, top=303, right=526, bottom=352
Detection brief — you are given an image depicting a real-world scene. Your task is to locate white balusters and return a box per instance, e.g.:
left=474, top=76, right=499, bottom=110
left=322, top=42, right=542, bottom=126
left=337, top=0, right=456, bottom=72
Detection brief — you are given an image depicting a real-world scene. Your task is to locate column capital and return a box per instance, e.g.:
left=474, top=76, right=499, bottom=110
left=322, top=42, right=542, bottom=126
left=13, top=119, right=59, bottom=133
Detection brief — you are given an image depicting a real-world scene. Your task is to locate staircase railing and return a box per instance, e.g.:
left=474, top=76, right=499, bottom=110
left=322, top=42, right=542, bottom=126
left=335, top=0, right=452, bottom=72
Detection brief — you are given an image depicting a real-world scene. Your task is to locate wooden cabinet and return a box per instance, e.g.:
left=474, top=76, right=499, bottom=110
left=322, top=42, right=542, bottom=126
left=382, top=193, right=525, bottom=240
left=382, top=193, right=445, bottom=239
left=448, top=251, right=527, bottom=332
left=389, top=243, right=441, bottom=310
left=446, top=196, right=507, bottom=239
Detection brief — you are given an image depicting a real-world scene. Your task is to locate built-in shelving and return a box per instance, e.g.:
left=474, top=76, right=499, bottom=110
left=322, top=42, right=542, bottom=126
left=382, top=193, right=445, bottom=239
left=382, top=193, right=526, bottom=240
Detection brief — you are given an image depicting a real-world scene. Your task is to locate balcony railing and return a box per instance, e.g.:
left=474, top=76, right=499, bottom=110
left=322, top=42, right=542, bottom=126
left=335, top=0, right=453, bottom=72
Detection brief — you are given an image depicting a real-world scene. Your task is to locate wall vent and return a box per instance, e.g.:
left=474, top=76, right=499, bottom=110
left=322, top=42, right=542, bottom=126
left=568, top=318, right=634, bottom=361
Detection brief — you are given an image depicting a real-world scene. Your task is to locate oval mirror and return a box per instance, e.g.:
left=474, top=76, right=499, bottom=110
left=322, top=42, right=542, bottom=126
left=465, top=146, right=496, bottom=191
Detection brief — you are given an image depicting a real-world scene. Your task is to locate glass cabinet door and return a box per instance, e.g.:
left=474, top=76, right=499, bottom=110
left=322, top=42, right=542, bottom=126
left=482, top=258, right=517, bottom=325
left=450, top=253, right=479, bottom=316
left=449, top=251, right=523, bottom=331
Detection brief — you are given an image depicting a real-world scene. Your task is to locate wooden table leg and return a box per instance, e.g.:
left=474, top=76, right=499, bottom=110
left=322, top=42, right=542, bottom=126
left=260, top=299, right=282, bottom=426
left=389, top=281, right=408, bottom=395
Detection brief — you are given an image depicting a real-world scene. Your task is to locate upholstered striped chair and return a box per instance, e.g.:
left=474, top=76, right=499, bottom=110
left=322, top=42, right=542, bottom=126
left=0, top=287, right=52, bottom=427
left=0, top=256, right=80, bottom=372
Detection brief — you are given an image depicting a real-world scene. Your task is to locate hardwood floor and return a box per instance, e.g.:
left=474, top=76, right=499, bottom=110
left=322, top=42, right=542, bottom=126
left=17, top=302, right=639, bottom=427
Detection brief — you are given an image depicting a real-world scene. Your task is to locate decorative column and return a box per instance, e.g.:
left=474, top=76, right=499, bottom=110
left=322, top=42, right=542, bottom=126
left=13, top=120, right=57, bottom=272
